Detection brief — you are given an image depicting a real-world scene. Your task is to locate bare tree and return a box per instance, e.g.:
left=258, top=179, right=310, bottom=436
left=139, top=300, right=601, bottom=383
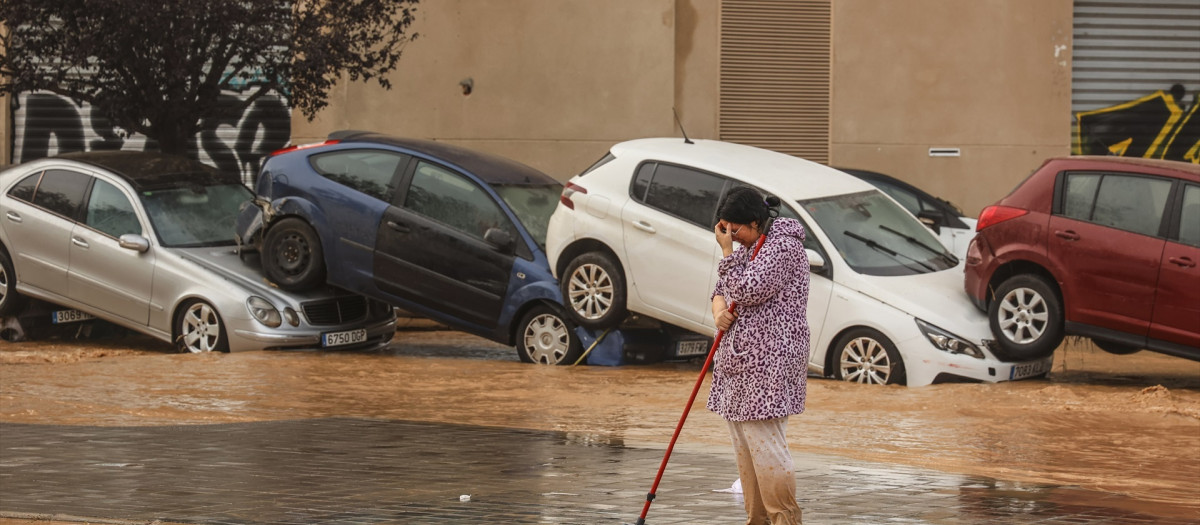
left=0, top=0, right=419, bottom=155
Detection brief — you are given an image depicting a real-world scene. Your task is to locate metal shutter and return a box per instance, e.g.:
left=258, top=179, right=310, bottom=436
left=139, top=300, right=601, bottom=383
left=1072, top=0, right=1200, bottom=162
left=720, top=0, right=831, bottom=163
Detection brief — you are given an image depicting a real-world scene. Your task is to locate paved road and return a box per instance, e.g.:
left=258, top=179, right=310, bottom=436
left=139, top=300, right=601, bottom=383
left=2, top=418, right=1195, bottom=525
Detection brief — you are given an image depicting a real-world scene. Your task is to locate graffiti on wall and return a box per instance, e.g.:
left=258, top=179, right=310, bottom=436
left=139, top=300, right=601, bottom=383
left=1074, top=84, right=1200, bottom=164
left=12, top=89, right=291, bottom=183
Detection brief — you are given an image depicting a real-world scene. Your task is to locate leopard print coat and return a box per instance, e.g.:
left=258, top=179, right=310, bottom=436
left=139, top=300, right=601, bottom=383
left=707, top=217, right=811, bottom=422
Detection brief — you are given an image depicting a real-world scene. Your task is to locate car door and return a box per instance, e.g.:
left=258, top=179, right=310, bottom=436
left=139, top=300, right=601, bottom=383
left=67, top=176, right=154, bottom=324
left=305, top=148, right=410, bottom=285
left=374, top=159, right=515, bottom=330
left=2, top=169, right=89, bottom=298
left=621, top=162, right=726, bottom=327
left=1149, top=183, right=1200, bottom=349
left=1048, top=171, right=1173, bottom=337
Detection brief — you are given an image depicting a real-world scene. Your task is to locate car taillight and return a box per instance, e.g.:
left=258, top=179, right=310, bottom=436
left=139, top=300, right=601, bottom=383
left=560, top=182, right=587, bottom=210
left=270, top=139, right=340, bottom=157
left=975, top=205, right=1028, bottom=231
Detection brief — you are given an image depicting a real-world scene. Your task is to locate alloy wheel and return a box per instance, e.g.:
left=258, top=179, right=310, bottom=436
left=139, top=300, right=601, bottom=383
left=996, top=287, right=1048, bottom=345
left=180, top=302, right=223, bottom=353
left=839, top=336, right=893, bottom=384
left=567, top=263, right=613, bottom=321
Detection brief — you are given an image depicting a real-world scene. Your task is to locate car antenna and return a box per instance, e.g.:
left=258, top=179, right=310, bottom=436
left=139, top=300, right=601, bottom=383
left=673, top=107, right=694, bottom=145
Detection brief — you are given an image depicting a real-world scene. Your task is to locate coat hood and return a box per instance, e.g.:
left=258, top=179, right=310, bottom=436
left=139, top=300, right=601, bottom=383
left=767, top=217, right=805, bottom=242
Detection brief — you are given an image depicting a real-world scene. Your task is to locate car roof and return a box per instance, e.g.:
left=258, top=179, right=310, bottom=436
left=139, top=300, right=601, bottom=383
left=327, top=131, right=559, bottom=186
left=1043, top=155, right=1200, bottom=180
left=50, top=151, right=238, bottom=190
left=609, top=138, right=874, bottom=200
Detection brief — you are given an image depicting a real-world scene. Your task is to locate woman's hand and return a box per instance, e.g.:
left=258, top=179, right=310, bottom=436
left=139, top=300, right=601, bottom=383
left=712, top=295, right=737, bottom=331
left=714, top=307, right=737, bottom=331
left=714, top=220, right=735, bottom=257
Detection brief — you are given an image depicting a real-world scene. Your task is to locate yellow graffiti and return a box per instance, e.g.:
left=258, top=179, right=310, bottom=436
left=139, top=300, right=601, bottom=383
left=1186, top=141, right=1200, bottom=164
left=1163, top=99, right=1200, bottom=165
left=1107, top=138, right=1133, bottom=157
left=1074, top=90, right=1185, bottom=159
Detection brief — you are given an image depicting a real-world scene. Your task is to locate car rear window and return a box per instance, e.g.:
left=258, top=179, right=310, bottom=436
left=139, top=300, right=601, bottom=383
left=310, top=150, right=408, bottom=202
left=32, top=169, right=90, bottom=220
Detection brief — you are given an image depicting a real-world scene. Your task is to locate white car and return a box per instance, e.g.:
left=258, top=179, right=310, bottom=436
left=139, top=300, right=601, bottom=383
left=836, top=168, right=977, bottom=261
left=546, top=138, right=1052, bottom=386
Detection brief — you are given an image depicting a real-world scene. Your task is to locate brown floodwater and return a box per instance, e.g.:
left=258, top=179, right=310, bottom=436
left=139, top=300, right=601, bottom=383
left=1, top=331, right=1198, bottom=517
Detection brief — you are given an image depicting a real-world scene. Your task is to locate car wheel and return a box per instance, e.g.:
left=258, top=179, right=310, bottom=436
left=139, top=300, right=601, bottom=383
left=0, top=248, right=27, bottom=316
left=989, top=274, right=1063, bottom=360
left=833, top=328, right=906, bottom=385
left=175, top=300, right=229, bottom=353
left=516, top=305, right=582, bottom=365
left=561, top=251, right=627, bottom=329
left=262, top=217, right=326, bottom=292
left=1093, top=339, right=1141, bottom=355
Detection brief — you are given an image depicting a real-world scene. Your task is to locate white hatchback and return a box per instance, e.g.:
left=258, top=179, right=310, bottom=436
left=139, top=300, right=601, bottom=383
left=546, top=138, right=1052, bottom=386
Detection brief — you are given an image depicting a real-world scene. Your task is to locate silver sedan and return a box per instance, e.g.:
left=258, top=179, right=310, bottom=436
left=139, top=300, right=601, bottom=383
left=0, top=152, right=395, bottom=352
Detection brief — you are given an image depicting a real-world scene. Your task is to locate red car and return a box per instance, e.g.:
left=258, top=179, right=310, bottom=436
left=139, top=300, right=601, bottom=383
left=964, top=156, right=1200, bottom=361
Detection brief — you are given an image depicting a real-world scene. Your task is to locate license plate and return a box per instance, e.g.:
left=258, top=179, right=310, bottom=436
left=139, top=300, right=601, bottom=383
left=322, top=328, right=367, bottom=348
left=51, top=309, right=95, bottom=324
left=676, top=340, right=711, bottom=357
left=1010, top=359, right=1052, bottom=380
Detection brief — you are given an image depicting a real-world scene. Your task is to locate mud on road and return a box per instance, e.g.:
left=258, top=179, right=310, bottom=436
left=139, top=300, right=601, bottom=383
left=2, top=329, right=1198, bottom=519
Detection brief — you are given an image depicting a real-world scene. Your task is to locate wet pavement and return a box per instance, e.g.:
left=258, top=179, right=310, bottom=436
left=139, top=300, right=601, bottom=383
left=2, top=327, right=1199, bottom=524
left=3, top=417, right=1196, bottom=525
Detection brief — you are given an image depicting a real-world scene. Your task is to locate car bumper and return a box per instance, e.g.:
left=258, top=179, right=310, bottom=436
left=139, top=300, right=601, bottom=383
left=963, top=236, right=991, bottom=311
left=898, top=334, right=1054, bottom=386
left=227, top=314, right=397, bottom=352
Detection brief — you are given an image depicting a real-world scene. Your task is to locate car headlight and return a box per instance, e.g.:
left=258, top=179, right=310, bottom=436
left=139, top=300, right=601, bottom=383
left=247, top=296, right=282, bottom=328
left=283, top=307, right=300, bottom=327
left=915, top=319, right=984, bottom=359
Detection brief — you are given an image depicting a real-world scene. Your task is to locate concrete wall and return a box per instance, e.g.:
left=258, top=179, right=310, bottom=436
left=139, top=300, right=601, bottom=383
left=829, top=0, right=1074, bottom=216
left=293, top=0, right=679, bottom=180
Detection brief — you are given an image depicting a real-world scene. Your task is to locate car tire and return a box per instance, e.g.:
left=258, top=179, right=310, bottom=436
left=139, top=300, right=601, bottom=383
left=1093, top=339, right=1141, bottom=355
left=988, top=274, right=1063, bottom=361
left=174, top=299, right=230, bottom=353
left=516, top=304, right=582, bottom=365
left=262, top=217, right=326, bottom=292
left=0, top=248, right=27, bottom=316
left=560, top=251, right=627, bottom=330
left=832, top=327, right=906, bottom=385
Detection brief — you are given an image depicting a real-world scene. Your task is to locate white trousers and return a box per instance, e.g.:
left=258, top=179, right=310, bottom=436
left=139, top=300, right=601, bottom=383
left=727, top=417, right=801, bottom=525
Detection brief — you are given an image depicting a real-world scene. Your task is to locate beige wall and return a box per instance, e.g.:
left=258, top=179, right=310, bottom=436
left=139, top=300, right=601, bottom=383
left=829, top=0, right=1074, bottom=216
left=294, top=0, right=680, bottom=180
left=674, top=0, right=720, bottom=141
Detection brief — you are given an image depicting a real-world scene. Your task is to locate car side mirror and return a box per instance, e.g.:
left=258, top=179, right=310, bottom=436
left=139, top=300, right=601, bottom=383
left=917, top=210, right=944, bottom=234
left=806, top=249, right=826, bottom=271
left=118, top=234, right=150, bottom=253
left=483, top=228, right=515, bottom=253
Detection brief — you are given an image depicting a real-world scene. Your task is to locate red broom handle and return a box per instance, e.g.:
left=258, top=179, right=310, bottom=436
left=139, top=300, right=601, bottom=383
left=634, top=233, right=768, bottom=525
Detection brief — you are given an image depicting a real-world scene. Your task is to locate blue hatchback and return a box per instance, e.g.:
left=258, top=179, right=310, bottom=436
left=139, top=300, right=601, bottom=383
left=236, top=131, right=582, bottom=364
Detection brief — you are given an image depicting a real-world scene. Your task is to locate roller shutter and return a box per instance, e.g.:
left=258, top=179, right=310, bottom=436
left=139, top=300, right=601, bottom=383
left=1072, top=0, right=1200, bottom=162
left=719, top=0, right=831, bottom=163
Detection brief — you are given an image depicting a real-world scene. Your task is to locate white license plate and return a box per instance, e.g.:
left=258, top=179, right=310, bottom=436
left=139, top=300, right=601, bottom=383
left=676, top=340, right=711, bottom=357
left=1010, top=359, right=1052, bottom=380
left=51, top=309, right=95, bottom=324
left=322, top=328, right=367, bottom=348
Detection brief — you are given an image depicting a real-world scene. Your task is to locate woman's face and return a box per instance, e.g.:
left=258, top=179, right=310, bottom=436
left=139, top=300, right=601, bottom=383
left=726, top=220, right=760, bottom=246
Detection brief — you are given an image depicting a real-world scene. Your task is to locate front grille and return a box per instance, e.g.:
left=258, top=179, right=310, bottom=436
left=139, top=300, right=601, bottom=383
left=302, top=296, right=369, bottom=326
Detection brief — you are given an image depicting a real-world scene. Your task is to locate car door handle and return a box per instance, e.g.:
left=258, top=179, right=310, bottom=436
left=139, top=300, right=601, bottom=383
left=1054, top=230, right=1080, bottom=241
left=632, top=220, right=656, bottom=234
left=1168, top=256, right=1196, bottom=268
left=4, top=211, right=20, bottom=223
left=386, top=220, right=410, bottom=233
left=71, top=237, right=89, bottom=249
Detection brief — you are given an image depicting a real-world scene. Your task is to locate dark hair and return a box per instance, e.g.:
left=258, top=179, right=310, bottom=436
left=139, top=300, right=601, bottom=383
left=716, top=186, right=770, bottom=226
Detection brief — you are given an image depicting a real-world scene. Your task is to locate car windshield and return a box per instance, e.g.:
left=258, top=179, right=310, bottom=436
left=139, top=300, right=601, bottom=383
left=799, top=190, right=957, bottom=276
left=493, top=184, right=561, bottom=248
left=139, top=183, right=253, bottom=247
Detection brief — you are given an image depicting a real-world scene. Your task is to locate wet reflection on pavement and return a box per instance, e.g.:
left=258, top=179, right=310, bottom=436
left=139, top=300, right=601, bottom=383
left=1, top=330, right=1197, bottom=521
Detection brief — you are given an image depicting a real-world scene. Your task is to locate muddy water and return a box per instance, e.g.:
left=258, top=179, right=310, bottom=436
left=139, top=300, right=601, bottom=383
left=2, top=332, right=1198, bottom=515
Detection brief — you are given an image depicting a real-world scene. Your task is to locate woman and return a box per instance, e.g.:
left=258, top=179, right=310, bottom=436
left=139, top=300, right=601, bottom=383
left=709, top=186, right=810, bottom=525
